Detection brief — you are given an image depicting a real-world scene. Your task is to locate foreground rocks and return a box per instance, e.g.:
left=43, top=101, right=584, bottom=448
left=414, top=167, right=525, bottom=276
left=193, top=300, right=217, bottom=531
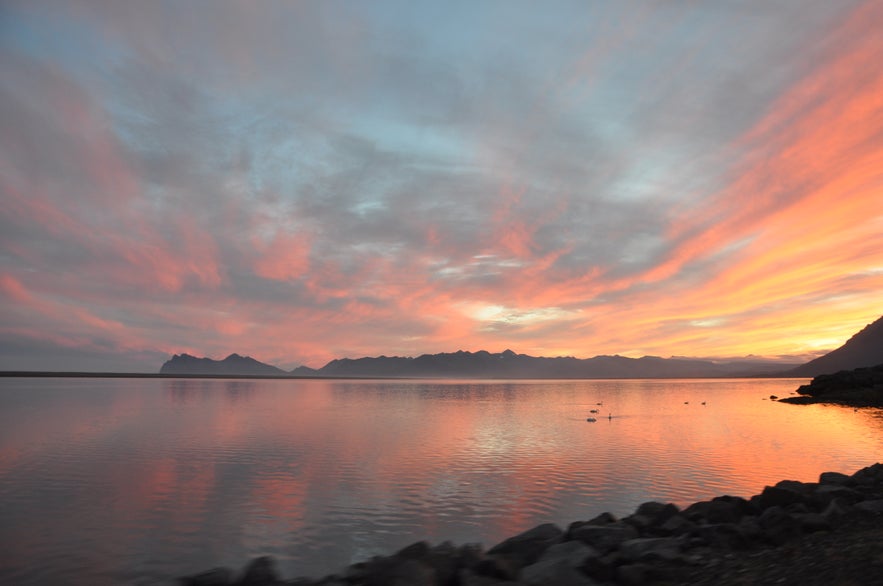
left=179, top=463, right=883, bottom=586
left=779, top=363, right=883, bottom=406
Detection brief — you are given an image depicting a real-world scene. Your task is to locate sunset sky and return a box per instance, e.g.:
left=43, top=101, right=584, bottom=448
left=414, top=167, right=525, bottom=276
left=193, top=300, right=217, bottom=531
left=1, top=0, right=881, bottom=372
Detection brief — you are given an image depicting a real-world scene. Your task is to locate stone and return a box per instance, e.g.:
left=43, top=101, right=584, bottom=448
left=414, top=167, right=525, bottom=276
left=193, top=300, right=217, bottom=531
left=458, top=569, right=520, bottom=586
left=811, top=484, right=863, bottom=507
left=632, top=502, right=679, bottom=526
left=616, top=563, right=649, bottom=586
left=854, top=499, right=883, bottom=514
left=820, top=497, right=851, bottom=525
left=696, top=523, right=751, bottom=550
left=520, top=557, right=597, bottom=586
left=582, top=552, right=620, bottom=582
left=775, top=480, right=817, bottom=495
left=471, top=556, right=520, bottom=582
left=794, top=513, right=831, bottom=533
left=754, top=485, right=805, bottom=510
left=180, top=567, right=233, bottom=586
left=706, top=497, right=750, bottom=524
left=570, top=522, right=639, bottom=553
left=618, top=537, right=683, bottom=562
left=236, top=556, right=279, bottom=586
left=819, top=471, right=852, bottom=486
left=539, top=540, right=601, bottom=566
left=486, top=523, right=563, bottom=565
left=758, top=506, right=801, bottom=545
left=657, top=513, right=695, bottom=536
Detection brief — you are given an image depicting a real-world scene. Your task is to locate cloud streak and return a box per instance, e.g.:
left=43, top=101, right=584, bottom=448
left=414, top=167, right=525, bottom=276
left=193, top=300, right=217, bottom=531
left=1, top=0, right=880, bottom=370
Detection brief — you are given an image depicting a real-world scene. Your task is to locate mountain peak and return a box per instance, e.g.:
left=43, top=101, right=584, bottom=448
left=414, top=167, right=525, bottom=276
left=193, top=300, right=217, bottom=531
left=790, top=315, right=883, bottom=376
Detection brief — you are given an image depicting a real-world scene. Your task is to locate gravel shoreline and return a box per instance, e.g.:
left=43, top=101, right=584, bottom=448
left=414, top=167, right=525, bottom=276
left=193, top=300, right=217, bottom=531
left=180, top=463, right=883, bottom=586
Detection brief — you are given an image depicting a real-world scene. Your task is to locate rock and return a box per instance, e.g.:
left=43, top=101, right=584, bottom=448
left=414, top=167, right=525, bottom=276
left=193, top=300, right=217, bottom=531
left=819, top=471, right=852, bottom=486
left=236, top=556, right=279, bottom=586
left=775, top=479, right=818, bottom=495
left=794, top=512, right=831, bottom=533
left=852, top=463, right=883, bottom=486
left=520, top=556, right=598, bottom=586
left=657, top=513, right=696, bottom=536
left=753, top=485, right=805, bottom=510
left=458, top=569, right=520, bottom=586
left=470, top=556, right=520, bottom=582
left=854, top=499, right=883, bottom=514
left=538, top=540, right=601, bottom=567
left=819, top=497, right=852, bottom=526
left=180, top=567, right=233, bottom=586
left=707, top=496, right=751, bottom=523
left=486, top=523, right=563, bottom=565
left=812, top=484, right=863, bottom=507
left=616, top=563, right=650, bottom=586
left=758, top=506, right=801, bottom=545
left=619, top=537, right=683, bottom=563
left=582, top=552, right=620, bottom=582
left=567, top=512, right=617, bottom=539
left=634, top=502, right=680, bottom=525
left=696, top=523, right=751, bottom=550
left=570, top=523, right=639, bottom=553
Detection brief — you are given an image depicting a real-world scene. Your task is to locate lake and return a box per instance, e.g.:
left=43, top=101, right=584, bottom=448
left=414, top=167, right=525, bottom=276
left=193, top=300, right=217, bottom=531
left=1, top=377, right=881, bottom=584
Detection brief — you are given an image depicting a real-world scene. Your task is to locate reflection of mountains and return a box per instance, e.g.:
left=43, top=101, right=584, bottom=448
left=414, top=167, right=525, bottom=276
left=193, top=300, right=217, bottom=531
left=164, top=379, right=256, bottom=404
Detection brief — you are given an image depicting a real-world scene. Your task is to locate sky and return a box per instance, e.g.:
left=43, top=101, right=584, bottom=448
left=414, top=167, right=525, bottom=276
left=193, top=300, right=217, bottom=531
left=1, top=0, right=881, bottom=372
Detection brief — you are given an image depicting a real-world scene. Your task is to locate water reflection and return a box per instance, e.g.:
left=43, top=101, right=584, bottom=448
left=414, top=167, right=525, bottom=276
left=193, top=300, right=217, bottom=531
left=165, top=379, right=256, bottom=404
left=0, top=377, right=880, bottom=586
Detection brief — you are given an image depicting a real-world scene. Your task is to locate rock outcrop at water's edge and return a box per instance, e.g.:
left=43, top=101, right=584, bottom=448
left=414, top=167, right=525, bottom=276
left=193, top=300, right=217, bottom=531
left=779, top=363, right=883, bottom=406
left=178, top=463, right=883, bottom=586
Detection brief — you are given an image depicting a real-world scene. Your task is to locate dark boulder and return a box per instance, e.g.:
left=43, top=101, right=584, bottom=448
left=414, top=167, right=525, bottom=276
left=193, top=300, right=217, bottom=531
left=570, top=523, right=639, bottom=554
left=486, top=523, right=563, bottom=566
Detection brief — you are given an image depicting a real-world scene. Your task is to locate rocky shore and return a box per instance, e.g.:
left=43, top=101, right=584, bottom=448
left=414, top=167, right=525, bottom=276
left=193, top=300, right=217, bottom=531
left=180, top=463, right=883, bottom=586
left=779, top=363, right=883, bottom=406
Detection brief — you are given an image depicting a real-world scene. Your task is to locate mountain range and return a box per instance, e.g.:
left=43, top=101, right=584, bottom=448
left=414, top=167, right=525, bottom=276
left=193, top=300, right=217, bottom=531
left=159, top=315, right=883, bottom=379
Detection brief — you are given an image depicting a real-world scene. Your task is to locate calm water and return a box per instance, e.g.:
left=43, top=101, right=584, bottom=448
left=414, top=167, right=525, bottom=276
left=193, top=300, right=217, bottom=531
left=1, top=377, right=881, bottom=584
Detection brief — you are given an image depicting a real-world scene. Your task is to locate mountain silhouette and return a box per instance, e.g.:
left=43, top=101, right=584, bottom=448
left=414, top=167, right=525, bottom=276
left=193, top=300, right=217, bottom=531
left=789, top=315, right=883, bottom=377
left=292, top=350, right=789, bottom=378
left=159, top=353, right=286, bottom=376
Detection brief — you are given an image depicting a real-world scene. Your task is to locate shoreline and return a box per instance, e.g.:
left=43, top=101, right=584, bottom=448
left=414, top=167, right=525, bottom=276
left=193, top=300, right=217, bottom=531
left=180, top=463, right=883, bottom=586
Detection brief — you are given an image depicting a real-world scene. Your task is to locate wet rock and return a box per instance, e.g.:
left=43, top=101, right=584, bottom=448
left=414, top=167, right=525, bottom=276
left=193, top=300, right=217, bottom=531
left=236, top=556, right=279, bottom=586
left=795, top=512, right=831, bottom=533
left=696, top=523, right=751, bottom=550
left=616, top=563, right=650, bottom=585
left=486, top=522, right=563, bottom=565
left=758, top=506, right=801, bottom=545
left=633, top=502, right=679, bottom=526
left=753, top=485, right=805, bottom=510
left=812, top=484, right=863, bottom=507
left=582, top=551, right=621, bottom=582
left=458, top=569, right=520, bottom=586
left=570, top=522, right=639, bottom=553
left=852, top=463, right=883, bottom=486
left=854, top=499, right=883, bottom=514
left=819, top=497, right=852, bottom=526
left=471, top=555, right=520, bottom=582
left=707, top=496, right=751, bottom=523
left=619, top=537, right=683, bottom=563
left=520, top=556, right=597, bottom=586
left=179, top=567, right=233, bottom=586
left=657, top=513, right=696, bottom=536
left=819, top=471, right=852, bottom=486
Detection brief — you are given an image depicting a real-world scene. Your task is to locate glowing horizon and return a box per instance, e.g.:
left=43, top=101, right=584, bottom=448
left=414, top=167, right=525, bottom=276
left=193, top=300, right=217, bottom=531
left=1, top=1, right=882, bottom=371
